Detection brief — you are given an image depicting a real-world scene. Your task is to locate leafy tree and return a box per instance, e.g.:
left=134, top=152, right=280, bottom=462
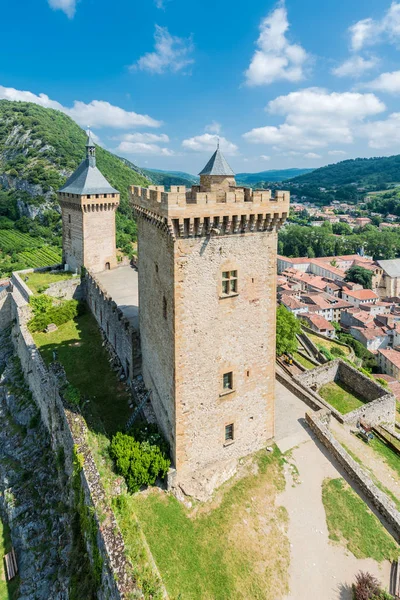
left=345, top=265, right=373, bottom=289
left=109, top=431, right=170, bottom=493
left=332, top=222, right=352, bottom=235
left=276, top=305, right=301, bottom=356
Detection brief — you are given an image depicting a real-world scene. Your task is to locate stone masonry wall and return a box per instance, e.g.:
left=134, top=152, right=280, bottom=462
left=174, top=231, right=278, bottom=480
left=296, top=360, right=395, bottom=425
left=0, top=289, right=11, bottom=330
left=4, top=288, right=142, bottom=599
left=306, top=411, right=400, bottom=540
left=85, top=271, right=141, bottom=380
left=45, top=276, right=84, bottom=300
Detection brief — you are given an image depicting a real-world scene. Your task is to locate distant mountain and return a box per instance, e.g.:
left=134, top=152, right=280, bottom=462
left=142, top=168, right=199, bottom=188
left=236, top=168, right=313, bottom=186
left=290, top=155, right=400, bottom=187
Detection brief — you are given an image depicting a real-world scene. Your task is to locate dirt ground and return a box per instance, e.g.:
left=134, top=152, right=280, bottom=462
left=275, top=381, right=393, bottom=600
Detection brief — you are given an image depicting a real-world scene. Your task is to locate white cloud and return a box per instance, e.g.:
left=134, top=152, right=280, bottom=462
left=304, top=152, right=321, bottom=159
left=349, top=2, right=400, bottom=51
left=365, top=70, right=400, bottom=94
left=328, top=150, right=347, bottom=156
left=0, top=85, right=161, bottom=129
left=133, top=25, right=194, bottom=74
left=359, top=112, right=400, bottom=149
left=114, top=132, right=169, bottom=143
left=332, top=55, right=379, bottom=78
left=260, top=155, right=271, bottom=161
left=205, top=121, right=221, bottom=134
left=48, top=0, right=76, bottom=18
left=116, top=141, right=174, bottom=156
left=182, top=133, right=238, bottom=155
left=243, top=88, right=385, bottom=150
left=245, top=1, right=310, bottom=86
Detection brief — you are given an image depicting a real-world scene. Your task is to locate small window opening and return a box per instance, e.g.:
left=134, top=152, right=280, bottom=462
left=223, top=372, right=233, bottom=391
left=68, top=214, right=71, bottom=223
left=163, top=296, right=167, bottom=320
left=155, top=263, right=159, bottom=273
left=222, top=270, right=238, bottom=296
left=225, top=423, right=234, bottom=442
left=246, top=370, right=250, bottom=377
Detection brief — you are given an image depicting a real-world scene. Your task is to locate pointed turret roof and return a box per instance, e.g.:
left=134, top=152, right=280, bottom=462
left=59, top=131, right=119, bottom=196
left=199, top=147, right=235, bottom=177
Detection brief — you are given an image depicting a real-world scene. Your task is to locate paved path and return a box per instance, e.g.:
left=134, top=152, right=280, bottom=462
left=275, top=381, right=392, bottom=600
left=96, top=266, right=139, bottom=329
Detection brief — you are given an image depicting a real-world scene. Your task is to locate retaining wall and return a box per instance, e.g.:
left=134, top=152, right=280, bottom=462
left=306, top=411, right=400, bottom=540
left=4, top=288, right=144, bottom=599
left=85, top=271, right=141, bottom=379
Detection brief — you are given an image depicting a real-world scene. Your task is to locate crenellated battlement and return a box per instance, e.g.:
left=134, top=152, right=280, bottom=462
left=130, top=184, right=290, bottom=238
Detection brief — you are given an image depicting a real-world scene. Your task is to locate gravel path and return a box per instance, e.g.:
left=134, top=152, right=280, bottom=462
left=275, top=381, right=393, bottom=600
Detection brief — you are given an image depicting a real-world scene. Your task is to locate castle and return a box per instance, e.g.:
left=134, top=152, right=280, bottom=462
left=59, top=133, right=290, bottom=495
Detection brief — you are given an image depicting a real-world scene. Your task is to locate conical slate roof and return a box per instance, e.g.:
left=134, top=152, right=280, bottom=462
left=199, top=147, right=235, bottom=176
left=59, top=132, right=119, bottom=196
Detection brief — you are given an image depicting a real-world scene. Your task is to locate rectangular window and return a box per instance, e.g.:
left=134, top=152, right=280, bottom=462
left=225, top=423, right=234, bottom=442
left=222, top=270, right=238, bottom=296
left=223, top=372, right=233, bottom=390
left=68, top=214, right=71, bottom=223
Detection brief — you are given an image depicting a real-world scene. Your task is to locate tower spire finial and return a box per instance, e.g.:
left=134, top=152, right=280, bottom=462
left=86, top=126, right=96, bottom=165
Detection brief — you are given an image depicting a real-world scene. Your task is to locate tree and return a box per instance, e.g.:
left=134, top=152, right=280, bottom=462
left=345, top=265, right=373, bottom=289
left=276, top=305, right=301, bottom=356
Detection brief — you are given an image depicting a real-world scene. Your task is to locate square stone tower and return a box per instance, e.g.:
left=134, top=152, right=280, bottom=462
left=58, top=131, right=120, bottom=273
left=130, top=148, right=289, bottom=496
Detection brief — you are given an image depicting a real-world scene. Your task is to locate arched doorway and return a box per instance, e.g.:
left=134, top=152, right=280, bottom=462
left=105, top=262, right=110, bottom=270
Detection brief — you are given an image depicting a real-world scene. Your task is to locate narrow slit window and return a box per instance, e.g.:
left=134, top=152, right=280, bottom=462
left=225, top=423, right=234, bottom=442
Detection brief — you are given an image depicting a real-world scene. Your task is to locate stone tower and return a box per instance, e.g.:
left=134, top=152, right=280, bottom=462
left=130, top=148, right=289, bottom=496
left=58, top=131, right=120, bottom=273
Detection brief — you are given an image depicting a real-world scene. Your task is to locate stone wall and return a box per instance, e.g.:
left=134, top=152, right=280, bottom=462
left=295, top=359, right=395, bottom=425
left=45, top=276, right=84, bottom=300
left=85, top=271, right=141, bottom=380
left=0, top=289, right=11, bottom=330
left=3, top=288, right=144, bottom=599
left=306, top=411, right=400, bottom=540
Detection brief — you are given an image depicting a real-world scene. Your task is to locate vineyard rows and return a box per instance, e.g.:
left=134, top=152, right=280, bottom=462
left=0, top=230, right=43, bottom=252
left=18, top=247, right=62, bottom=268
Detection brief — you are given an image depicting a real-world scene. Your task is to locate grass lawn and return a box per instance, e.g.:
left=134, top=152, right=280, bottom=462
left=370, top=434, right=400, bottom=480
left=318, top=381, right=365, bottom=414
left=293, top=351, right=315, bottom=370
left=0, top=519, right=19, bottom=600
left=122, top=447, right=290, bottom=600
left=307, top=333, right=350, bottom=356
left=22, top=270, right=76, bottom=295
left=322, top=478, right=399, bottom=562
left=33, top=311, right=131, bottom=435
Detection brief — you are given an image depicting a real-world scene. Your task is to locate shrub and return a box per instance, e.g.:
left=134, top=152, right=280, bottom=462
left=30, top=293, right=53, bottom=314
left=331, top=346, right=346, bottom=357
left=109, top=431, right=170, bottom=493
left=28, top=299, right=83, bottom=332
left=63, top=383, right=81, bottom=407
left=376, top=377, right=388, bottom=388
left=318, top=346, right=334, bottom=361
left=352, top=571, right=393, bottom=600
left=128, top=421, right=170, bottom=455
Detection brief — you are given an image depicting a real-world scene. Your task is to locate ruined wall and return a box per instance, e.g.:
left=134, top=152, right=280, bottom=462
left=45, top=276, right=84, bottom=300
left=137, top=217, right=176, bottom=454
left=295, top=360, right=395, bottom=425
left=3, top=288, right=142, bottom=599
left=85, top=271, right=140, bottom=379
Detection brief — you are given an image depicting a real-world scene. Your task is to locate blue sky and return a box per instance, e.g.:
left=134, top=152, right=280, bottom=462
left=2, top=0, right=400, bottom=174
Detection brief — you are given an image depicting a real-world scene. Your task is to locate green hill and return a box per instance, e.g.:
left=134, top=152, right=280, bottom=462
left=0, top=100, right=150, bottom=275
left=236, top=168, right=313, bottom=186
left=142, top=168, right=199, bottom=188
left=290, top=155, right=400, bottom=187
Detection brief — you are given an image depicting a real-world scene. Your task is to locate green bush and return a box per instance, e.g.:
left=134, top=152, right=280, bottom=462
left=109, top=431, right=170, bottom=493
left=29, top=293, right=53, bottom=314
left=129, top=421, right=170, bottom=455
left=28, top=299, right=82, bottom=332
left=331, top=346, right=346, bottom=357
left=376, top=377, right=388, bottom=388
left=318, top=346, right=334, bottom=361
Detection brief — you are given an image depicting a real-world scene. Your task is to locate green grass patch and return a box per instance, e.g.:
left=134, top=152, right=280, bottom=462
left=307, top=332, right=350, bottom=356
left=322, top=478, right=399, bottom=562
left=369, top=435, right=400, bottom=480
left=127, top=447, right=290, bottom=600
left=23, top=270, right=75, bottom=294
left=318, top=381, right=365, bottom=414
left=293, top=351, right=315, bottom=370
left=33, top=311, right=131, bottom=435
left=0, top=518, right=19, bottom=600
